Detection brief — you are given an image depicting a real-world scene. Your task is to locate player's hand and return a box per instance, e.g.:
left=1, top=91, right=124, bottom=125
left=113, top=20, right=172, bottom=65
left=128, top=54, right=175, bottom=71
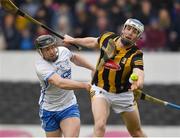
left=129, top=73, right=143, bottom=92
left=85, top=83, right=92, bottom=92
left=130, top=81, right=139, bottom=91
left=63, top=34, right=75, bottom=46
left=89, top=88, right=96, bottom=98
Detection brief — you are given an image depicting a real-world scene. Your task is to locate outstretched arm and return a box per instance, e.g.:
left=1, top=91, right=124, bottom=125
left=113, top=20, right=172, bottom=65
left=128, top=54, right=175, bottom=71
left=63, top=34, right=99, bottom=49
left=48, top=73, right=91, bottom=91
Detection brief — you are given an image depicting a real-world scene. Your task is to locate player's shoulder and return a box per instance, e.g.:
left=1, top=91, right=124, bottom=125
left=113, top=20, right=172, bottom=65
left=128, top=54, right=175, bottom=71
left=100, top=31, right=117, bottom=39
left=35, top=56, right=50, bottom=69
left=103, top=31, right=115, bottom=36
left=98, top=31, right=119, bottom=44
left=58, top=46, right=69, bottom=51
left=58, top=46, right=71, bottom=54
left=133, top=46, right=143, bottom=54
left=57, top=46, right=72, bottom=59
left=133, top=47, right=144, bottom=58
left=136, top=48, right=143, bottom=55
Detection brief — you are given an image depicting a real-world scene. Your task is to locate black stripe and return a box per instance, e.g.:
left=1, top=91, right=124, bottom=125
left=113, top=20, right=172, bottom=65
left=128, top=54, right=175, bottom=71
left=101, top=34, right=118, bottom=49
left=102, top=53, right=116, bottom=91
left=92, top=71, right=98, bottom=85
left=130, top=52, right=143, bottom=70
left=102, top=68, right=110, bottom=91
left=114, top=36, right=120, bottom=42
left=115, top=47, right=137, bottom=93
left=91, top=50, right=104, bottom=85
left=98, top=50, right=105, bottom=65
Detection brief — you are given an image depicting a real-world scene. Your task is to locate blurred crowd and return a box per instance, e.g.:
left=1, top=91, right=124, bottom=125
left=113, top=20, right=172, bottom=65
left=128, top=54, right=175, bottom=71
left=0, top=0, right=179, bottom=51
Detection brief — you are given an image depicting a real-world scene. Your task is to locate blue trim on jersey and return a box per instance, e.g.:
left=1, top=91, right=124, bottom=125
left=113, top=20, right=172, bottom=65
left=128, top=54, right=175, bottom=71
left=61, top=69, right=71, bottom=79
left=44, top=71, right=56, bottom=88
left=39, top=89, right=45, bottom=108
left=39, top=104, right=80, bottom=132
left=40, top=71, right=55, bottom=108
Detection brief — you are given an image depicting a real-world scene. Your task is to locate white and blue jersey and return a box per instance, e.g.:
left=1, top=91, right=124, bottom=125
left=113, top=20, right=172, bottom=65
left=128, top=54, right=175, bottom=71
left=35, top=47, right=77, bottom=111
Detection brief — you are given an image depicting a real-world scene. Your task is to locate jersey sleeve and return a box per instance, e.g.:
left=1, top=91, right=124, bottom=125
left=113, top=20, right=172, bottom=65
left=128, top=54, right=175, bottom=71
left=35, top=60, right=56, bottom=84
left=59, top=47, right=73, bottom=60
left=97, top=32, right=114, bottom=49
left=132, top=51, right=144, bottom=70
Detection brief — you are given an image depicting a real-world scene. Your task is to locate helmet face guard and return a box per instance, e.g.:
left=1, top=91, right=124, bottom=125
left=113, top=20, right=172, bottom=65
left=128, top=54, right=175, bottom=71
left=121, top=18, right=144, bottom=46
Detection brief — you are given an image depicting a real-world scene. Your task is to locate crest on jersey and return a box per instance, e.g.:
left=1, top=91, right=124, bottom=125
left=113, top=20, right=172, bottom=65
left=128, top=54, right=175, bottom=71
left=121, top=57, right=127, bottom=64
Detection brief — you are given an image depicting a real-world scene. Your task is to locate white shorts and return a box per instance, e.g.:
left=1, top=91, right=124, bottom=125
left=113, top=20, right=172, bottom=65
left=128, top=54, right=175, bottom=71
left=91, top=85, right=135, bottom=114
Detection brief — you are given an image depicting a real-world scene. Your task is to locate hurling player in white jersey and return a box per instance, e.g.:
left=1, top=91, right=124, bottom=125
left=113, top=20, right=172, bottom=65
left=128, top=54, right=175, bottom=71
left=34, top=34, right=95, bottom=137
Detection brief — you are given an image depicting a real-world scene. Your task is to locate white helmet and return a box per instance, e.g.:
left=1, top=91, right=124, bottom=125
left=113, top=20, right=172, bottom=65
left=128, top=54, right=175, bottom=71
left=121, top=18, right=144, bottom=46
left=123, top=18, right=144, bottom=37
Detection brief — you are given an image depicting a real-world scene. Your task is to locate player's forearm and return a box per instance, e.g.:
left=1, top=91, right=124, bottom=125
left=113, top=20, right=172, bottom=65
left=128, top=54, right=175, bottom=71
left=74, top=37, right=98, bottom=49
left=49, top=74, right=90, bottom=90
left=71, top=54, right=95, bottom=71
left=57, top=79, right=89, bottom=90
left=133, top=68, right=144, bottom=88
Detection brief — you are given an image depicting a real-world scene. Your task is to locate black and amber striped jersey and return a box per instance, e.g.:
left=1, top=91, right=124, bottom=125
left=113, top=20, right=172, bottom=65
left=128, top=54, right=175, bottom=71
left=92, top=32, right=144, bottom=94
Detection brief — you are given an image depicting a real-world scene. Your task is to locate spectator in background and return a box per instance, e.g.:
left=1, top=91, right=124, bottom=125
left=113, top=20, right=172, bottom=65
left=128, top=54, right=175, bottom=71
left=41, top=0, right=55, bottom=27
left=0, top=0, right=179, bottom=52
left=52, top=3, right=74, bottom=33
left=144, top=18, right=166, bottom=51
left=158, top=8, right=171, bottom=50
left=2, top=13, right=21, bottom=50
left=56, top=16, right=72, bottom=39
left=168, top=0, right=180, bottom=51
left=0, top=28, right=6, bottom=50
left=73, top=0, right=90, bottom=37
left=32, top=0, right=55, bottom=37
left=34, top=7, right=47, bottom=23
left=88, top=9, right=113, bottom=36
left=19, top=29, right=34, bottom=50
left=109, top=1, right=126, bottom=32
left=159, top=8, right=171, bottom=31
left=115, top=0, right=133, bottom=19
left=0, top=2, right=5, bottom=28
left=33, top=8, right=50, bottom=37
left=128, top=0, right=140, bottom=12
left=97, top=0, right=113, bottom=10
left=20, top=0, right=39, bottom=17
left=135, top=0, right=155, bottom=26
left=15, top=15, right=32, bottom=33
